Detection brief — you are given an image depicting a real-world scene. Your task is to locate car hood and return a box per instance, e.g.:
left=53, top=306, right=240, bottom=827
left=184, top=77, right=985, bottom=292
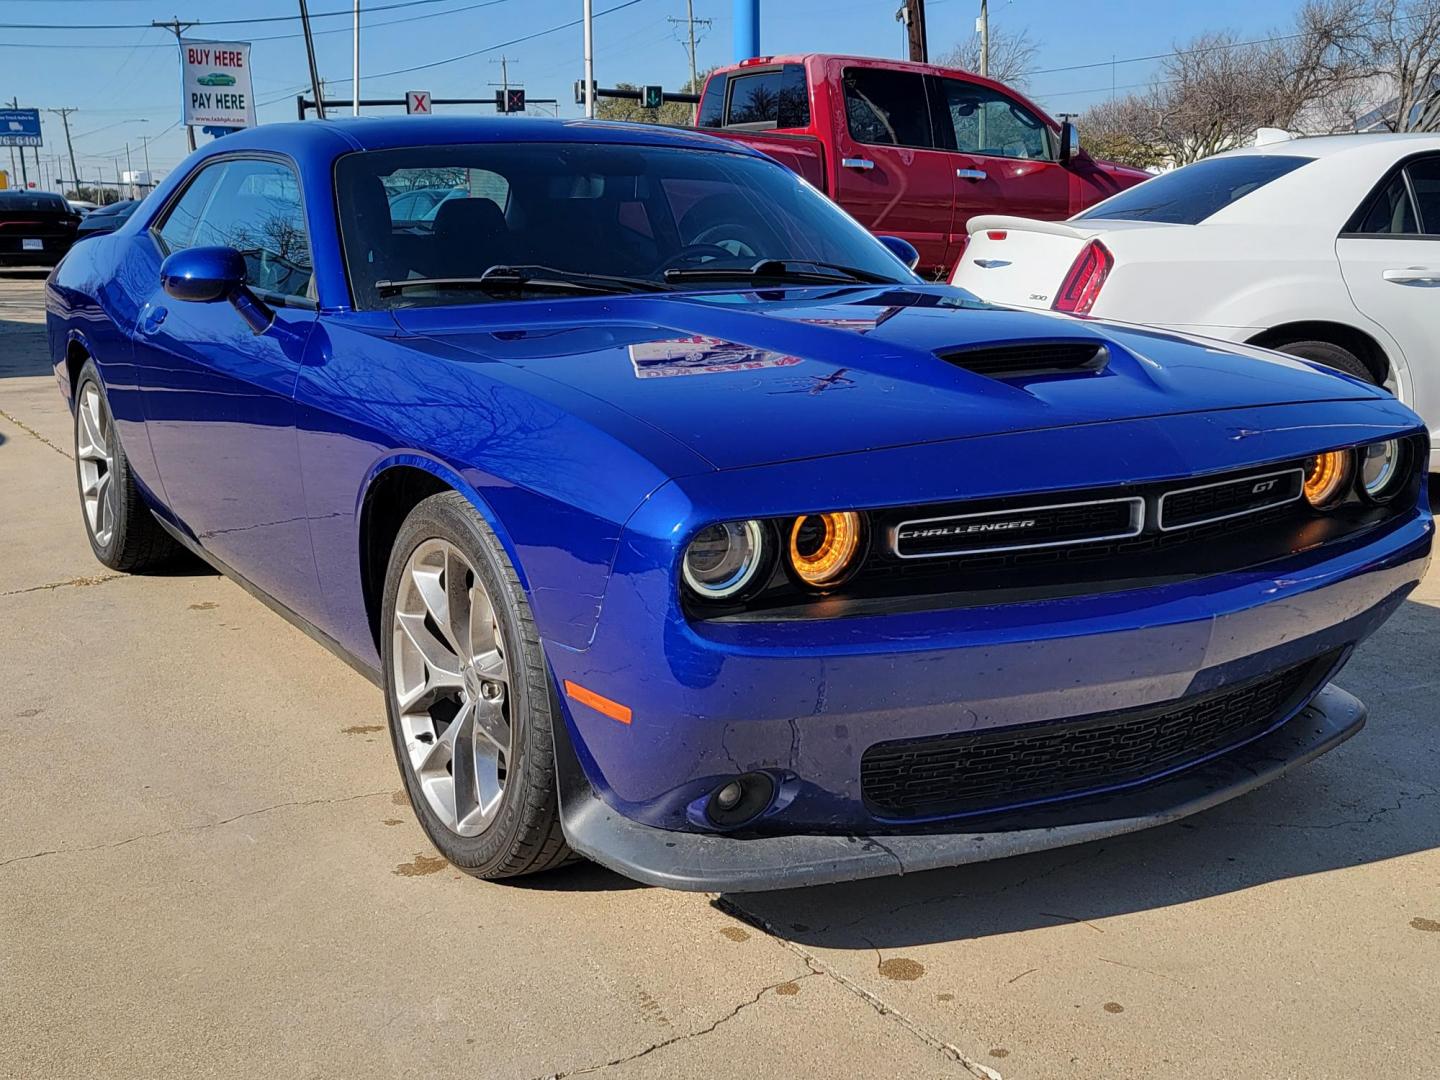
left=391, top=285, right=1379, bottom=472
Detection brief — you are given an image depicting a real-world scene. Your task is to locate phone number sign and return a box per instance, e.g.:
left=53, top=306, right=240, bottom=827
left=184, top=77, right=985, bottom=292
left=0, top=108, right=42, bottom=148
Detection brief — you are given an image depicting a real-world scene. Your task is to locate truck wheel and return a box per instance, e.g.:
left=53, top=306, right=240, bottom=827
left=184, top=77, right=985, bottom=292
left=73, top=360, right=177, bottom=571
left=381, top=491, right=572, bottom=880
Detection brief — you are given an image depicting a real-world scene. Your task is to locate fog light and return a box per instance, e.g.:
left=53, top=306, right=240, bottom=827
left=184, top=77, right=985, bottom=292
left=1303, top=450, right=1353, bottom=508
left=705, top=772, right=776, bottom=828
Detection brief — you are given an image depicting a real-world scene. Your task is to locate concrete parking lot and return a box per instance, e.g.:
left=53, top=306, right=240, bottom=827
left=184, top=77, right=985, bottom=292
left=2, top=269, right=1437, bottom=1080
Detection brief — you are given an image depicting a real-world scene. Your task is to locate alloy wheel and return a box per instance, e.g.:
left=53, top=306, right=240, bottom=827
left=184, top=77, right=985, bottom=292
left=391, top=538, right=512, bottom=836
left=76, top=383, right=116, bottom=547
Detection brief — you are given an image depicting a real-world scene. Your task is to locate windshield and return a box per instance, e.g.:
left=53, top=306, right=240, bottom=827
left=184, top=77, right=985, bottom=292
left=1076, top=154, right=1314, bottom=225
left=335, top=142, right=914, bottom=307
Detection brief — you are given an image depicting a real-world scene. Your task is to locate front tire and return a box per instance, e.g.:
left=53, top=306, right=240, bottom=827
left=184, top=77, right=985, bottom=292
left=73, top=360, right=177, bottom=571
left=381, top=491, right=571, bottom=880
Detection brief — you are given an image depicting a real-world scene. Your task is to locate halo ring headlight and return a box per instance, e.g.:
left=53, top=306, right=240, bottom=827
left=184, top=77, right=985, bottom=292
left=1359, top=439, right=1404, bottom=502
left=788, top=511, right=865, bottom=589
left=683, top=520, right=766, bottom=600
left=1303, top=449, right=1353, bottom=509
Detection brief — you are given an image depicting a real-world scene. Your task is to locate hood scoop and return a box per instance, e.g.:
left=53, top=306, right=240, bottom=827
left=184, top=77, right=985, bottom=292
left=937, top=339, right=1109, bottom=380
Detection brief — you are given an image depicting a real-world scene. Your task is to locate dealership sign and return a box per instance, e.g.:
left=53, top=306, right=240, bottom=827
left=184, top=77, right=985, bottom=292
left=0, top=108, right=42, bottom=148
left=180, top=40, right=255, bottom=128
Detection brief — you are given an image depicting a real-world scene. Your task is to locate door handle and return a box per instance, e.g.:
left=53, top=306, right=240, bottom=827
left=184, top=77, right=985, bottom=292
left=956, top=168, right=988, bottom=181
left=842, top=157, right=875, bottom=171
left=139, top=305, right=168, bottom=335
left=1382, top=267, right=1440, bottom=285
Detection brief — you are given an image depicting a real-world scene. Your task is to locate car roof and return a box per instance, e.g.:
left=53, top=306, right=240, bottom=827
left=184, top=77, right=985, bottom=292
left=1219, top=131, right=1440, bottom=159
left=200, top=116, right=763, bottom=159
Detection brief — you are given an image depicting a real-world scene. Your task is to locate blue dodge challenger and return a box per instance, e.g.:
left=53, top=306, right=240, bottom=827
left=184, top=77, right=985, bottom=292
left=46, top=118, right=1432, bottom=891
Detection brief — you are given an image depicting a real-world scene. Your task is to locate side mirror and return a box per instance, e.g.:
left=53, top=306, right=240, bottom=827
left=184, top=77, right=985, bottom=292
left=160, top=246, right=273, bottom=333
left=877, top=235, right=920, bottom=272
left=1059, top=121, right=1081, bottom=165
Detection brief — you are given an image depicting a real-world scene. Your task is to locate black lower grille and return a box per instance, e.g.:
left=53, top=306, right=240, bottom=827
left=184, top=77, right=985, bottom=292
left=860, top=654, right=1333, bottom=819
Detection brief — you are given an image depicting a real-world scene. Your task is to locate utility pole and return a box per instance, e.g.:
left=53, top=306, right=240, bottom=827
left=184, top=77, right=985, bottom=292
left=47, top=110, right=80, bottom=195
left=125, top=143, right=134, bottom=198
left=141, top=135, right=152, bottom=191
left=153, top=19, right=199, bottom=150
left=583, top=0, right=595, bottom=118
left=298, top=0, right=327, bottom=119
left=979, top=0, right=989, bottom=77
left=897, top=0, right=928, bottom=64
left=668, top=2, right=713, bottom=97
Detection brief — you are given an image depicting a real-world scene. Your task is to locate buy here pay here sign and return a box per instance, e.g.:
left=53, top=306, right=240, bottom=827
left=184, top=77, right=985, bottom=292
left=180, top=40, right=256, bottom=128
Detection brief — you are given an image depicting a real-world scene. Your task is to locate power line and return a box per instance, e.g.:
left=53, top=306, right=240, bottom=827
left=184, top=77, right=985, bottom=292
left=1, top=0, right=467, bottom=31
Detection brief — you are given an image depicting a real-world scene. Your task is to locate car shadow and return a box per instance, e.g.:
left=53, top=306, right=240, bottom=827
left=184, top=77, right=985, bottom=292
left=715, top=593, right=1440, bottom=948
left=0, top=269, right=54, bottom=379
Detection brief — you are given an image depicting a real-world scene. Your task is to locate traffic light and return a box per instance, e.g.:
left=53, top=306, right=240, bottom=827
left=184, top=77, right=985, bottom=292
left=496, top=88, right=525, bottom=114
left=641, top=85, right=664, bottom=110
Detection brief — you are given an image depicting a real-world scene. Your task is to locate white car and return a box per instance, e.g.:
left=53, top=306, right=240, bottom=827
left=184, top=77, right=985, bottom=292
left=951, top=133, right=1440, bottom=468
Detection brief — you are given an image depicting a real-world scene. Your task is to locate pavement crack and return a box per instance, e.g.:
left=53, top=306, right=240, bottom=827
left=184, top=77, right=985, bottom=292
left=2, top=572, right=123, bottom=597
left=537, top=971, right=820, bottom=1079
left=0, top=407, right=71, bottom=460
left=716, top=897, right=1002, bottom=1079
left=0, top=789, right=392, bottom=869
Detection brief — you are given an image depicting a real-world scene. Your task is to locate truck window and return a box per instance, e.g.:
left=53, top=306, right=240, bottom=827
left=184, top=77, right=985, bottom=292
left=842, top=68, right=932, bottom=149
left=938, top=79, right=1051, bottom=161
left=724, top=65, right=810, bottom=129
left=697, top=74, right=727, bottom=128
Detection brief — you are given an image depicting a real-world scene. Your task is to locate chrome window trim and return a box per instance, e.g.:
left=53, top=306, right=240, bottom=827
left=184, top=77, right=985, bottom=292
left=1156, top=467, right=1305, bottom=533
left=890, top=496, right=1145, bottom=560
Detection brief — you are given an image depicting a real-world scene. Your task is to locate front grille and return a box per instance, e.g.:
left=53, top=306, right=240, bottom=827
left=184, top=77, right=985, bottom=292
left=1159, top=468, right=1304, bottom=531
left=938, top=340, right=1108, bottom=379
left=893, top=497, right=1141, bottom=558
left=860, top=654, right=1332, bottom=819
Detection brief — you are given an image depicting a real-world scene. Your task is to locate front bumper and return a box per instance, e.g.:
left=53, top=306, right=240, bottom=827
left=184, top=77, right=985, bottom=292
left=558, top=682, right=1365, bottom=892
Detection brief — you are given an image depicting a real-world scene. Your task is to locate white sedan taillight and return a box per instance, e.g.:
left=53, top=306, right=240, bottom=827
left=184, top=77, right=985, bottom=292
left=1052, top=239, right=1114, bottom=315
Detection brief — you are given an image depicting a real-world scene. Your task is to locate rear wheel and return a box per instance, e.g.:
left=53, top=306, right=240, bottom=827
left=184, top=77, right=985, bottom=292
left=381, top=491, right=571, bottom=879
left=73, top=361, right=177, bottom=571
left=1270, top=339, right=1376, bottom=384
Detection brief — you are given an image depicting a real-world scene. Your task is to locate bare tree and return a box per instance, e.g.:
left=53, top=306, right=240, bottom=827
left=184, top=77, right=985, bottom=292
left=1359, top=0, right=1440, bottom=130
left=939, top=24, right=1040, bottom=89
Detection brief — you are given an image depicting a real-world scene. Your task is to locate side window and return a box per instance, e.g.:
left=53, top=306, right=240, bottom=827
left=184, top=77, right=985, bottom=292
left=1406, top=157, right=1440, bottom=235
left=154, top=164, right=223, bottom=254
left=190, top=159, right=312, bottom=299
left=724, top=65, right=809, bottom=129
left=1355, top=172, right=1419, bottom=235
left=940, top=79, right=1052, bottom=161
left=842, top=68, right=932, bottom=148
left=697, top=75, right=727, bottom=128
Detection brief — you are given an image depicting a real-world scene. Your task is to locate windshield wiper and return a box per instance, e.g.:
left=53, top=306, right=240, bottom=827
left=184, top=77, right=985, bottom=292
left=662, top=258, right=897, bottom=286
left=376, top=264, right=671, bottom=298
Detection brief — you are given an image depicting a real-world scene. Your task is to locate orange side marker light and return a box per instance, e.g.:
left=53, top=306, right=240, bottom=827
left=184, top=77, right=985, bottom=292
left=564, top=680, right=633, bottom=725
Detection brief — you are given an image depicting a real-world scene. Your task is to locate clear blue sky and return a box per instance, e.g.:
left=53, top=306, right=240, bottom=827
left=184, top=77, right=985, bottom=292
left=2, top=0, right=1310, bottom=188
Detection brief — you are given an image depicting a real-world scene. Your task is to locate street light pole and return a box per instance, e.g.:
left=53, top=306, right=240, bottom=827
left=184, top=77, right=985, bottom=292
left=352, top=0, right=361, bottom=115
left=583, top=0, right=595, bottom=118
left=979, top=0, right=989, bottom=77
left=297, top=0, right=327, bottom=120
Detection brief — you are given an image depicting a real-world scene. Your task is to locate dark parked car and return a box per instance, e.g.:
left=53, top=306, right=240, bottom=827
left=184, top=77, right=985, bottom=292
left=74, top=199, right=141, bottom=242
left=0, top=190, right=81, bottom=266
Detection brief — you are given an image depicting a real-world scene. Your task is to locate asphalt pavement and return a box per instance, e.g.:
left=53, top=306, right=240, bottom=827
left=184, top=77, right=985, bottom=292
left=2, top=270, right=1437, bottom=1080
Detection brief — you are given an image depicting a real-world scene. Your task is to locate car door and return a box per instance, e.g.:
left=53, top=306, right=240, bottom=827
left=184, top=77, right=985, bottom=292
left=931, top=76, right=1072, bottom=241
left=1336, top=155, right=1440, bottom=436
left=831, top=64, right=955, bottom=276
left=133, top=155, right=323, bottom=616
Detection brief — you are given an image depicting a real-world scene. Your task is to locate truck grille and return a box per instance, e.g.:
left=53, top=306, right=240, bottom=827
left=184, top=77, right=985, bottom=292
left=860, top=653, right=1333, bottom=819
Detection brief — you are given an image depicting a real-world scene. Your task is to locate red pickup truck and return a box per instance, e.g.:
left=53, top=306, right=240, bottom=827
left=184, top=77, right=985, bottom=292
left=696, top=54, right=1150, bottom=277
